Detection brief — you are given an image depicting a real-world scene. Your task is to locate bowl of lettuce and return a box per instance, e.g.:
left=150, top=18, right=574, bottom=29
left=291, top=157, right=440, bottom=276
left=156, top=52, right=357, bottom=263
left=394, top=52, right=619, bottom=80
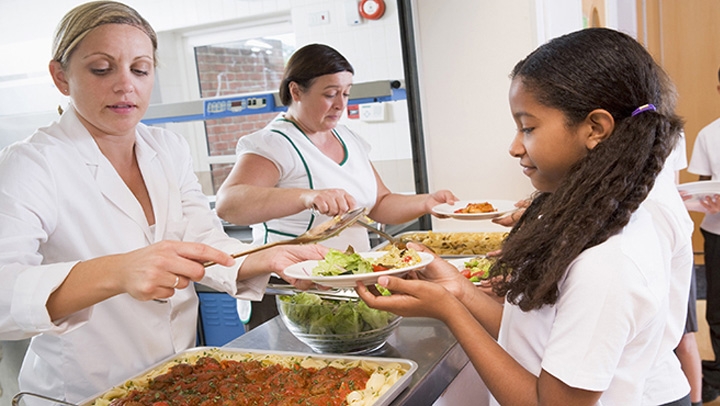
left=276, top=292, right=401, bottom=354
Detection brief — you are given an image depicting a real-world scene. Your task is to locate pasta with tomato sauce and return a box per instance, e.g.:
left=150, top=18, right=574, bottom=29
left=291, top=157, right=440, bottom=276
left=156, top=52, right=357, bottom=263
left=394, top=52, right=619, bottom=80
left=90, top=348, right=409, bottom=406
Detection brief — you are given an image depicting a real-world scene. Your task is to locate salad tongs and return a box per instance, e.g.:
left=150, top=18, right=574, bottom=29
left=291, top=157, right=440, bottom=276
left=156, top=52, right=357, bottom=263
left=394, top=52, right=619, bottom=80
left=265, top=283, right=358, bottom=301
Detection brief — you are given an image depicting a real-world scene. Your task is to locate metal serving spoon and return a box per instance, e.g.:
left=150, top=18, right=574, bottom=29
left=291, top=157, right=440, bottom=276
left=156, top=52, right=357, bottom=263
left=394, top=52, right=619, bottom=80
left=203, top=207, right=367, bottom=267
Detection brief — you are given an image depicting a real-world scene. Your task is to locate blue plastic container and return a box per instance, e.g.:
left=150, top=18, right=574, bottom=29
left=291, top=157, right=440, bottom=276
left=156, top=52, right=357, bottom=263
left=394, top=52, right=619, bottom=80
left=197, top=292, right=246, bottom=346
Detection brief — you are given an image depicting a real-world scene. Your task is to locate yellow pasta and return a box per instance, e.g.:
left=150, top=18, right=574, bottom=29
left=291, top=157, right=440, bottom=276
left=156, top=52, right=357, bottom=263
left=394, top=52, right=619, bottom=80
left=388, top=231, right=508, bottom=256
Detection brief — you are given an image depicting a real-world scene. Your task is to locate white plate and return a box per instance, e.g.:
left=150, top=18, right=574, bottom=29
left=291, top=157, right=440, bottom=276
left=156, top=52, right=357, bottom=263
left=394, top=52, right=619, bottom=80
left=448, top=257, right=488, bottom=286
left=284, top=251, right=434, bottom=288
left=677, top=181, right=720, bottom=212
left=432, top=199, right=518, bottom=220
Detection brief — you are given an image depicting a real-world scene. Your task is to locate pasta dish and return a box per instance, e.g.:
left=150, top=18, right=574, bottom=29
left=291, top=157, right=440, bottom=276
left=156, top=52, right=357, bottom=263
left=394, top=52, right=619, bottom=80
left=385, top=231, right=508, bottom=256
left=89, top=348, right=410, bottom=406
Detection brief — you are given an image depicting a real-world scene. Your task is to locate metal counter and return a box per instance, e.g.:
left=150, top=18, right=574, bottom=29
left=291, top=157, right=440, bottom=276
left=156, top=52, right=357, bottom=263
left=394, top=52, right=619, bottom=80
left=224, top=316, right=469, bottom=406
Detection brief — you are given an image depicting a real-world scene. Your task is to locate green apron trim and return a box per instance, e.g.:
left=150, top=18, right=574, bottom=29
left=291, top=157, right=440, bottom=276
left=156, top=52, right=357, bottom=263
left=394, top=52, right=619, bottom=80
left=278, top=117, right=350, bottom=166
left=261, top=127, right=316, bottom=237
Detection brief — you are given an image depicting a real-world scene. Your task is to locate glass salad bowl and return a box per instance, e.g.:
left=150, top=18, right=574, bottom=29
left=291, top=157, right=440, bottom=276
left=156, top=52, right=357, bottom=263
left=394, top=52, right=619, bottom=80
left=276, top=293, right=401, bottom=355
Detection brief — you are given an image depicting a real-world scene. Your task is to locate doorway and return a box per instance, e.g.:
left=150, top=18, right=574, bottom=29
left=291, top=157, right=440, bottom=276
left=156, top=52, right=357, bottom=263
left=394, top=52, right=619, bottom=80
left=637, top=0, right=720, bottom=262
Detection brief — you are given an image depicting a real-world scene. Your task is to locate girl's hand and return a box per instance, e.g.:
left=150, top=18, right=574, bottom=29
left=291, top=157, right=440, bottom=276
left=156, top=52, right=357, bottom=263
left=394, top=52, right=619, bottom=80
left=492, top=198, right=530, bottom=227
left=477, top=277, right=506, bottom=304
left=355, top=275, right=459, bottom=321
left=300, top=189, right=357, bottom=217
left=386, top=242, right=476, bottom=302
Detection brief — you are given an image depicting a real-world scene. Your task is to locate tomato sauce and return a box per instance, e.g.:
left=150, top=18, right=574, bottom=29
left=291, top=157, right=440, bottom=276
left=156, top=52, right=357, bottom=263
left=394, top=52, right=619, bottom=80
left=109, top=356, right=370, bottom=406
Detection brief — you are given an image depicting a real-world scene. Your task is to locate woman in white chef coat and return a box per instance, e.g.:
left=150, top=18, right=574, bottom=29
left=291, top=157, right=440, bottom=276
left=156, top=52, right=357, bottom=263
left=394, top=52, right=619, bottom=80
left=214, top=43, right=457, bottom=253
left=0, top=2, right=325, bottom=404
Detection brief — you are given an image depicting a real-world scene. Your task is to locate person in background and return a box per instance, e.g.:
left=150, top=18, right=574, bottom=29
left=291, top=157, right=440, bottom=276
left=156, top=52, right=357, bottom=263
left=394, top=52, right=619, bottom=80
left=666, top=132, right=703, bottom=406
left=215, top=43, right=456, bottom=252
left=0, top=2, right=325, bottom=403
left=214, top=43, right=457, bottom=327
left=686, top=66, right=720, bottom=403
left=357, top=28, right=693, bottom=405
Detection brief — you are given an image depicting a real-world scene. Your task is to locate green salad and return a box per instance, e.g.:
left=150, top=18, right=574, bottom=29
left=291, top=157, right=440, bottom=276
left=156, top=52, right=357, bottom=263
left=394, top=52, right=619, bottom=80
left=312, top=247, right=373, bottom=277
left=278, top=292, right=397, bottom=335
left=312, top=246, right=422, bottom=277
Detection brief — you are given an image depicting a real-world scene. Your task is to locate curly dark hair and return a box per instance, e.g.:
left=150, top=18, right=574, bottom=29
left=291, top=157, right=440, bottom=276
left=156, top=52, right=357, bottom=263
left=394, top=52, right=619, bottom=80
left=492, top=28, right=684, bottom=311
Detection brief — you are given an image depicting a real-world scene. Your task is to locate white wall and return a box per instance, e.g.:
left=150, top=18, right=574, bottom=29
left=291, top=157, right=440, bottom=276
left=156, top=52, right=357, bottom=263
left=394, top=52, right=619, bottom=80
left=414, top=0, right=631, bottom=232
left=0, top=0, right=416, bottom=193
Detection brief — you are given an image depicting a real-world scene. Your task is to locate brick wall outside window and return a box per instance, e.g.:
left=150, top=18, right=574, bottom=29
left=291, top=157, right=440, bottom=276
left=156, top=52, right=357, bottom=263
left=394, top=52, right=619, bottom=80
left=195, top=39, right=287, bottom=192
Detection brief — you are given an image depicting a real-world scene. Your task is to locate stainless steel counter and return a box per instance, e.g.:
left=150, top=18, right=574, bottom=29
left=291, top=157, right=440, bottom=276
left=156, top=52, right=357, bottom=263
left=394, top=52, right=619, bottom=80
left=224, top=316, right=469, bottom=406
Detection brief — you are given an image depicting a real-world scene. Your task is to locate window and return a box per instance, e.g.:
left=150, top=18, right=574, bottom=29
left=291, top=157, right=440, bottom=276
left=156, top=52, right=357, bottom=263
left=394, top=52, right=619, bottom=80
left=184, top=20, right=294, bottom=193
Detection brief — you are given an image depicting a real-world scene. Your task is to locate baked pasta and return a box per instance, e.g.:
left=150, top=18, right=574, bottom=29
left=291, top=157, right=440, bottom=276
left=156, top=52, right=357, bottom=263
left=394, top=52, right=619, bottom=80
left=89, top=348, right=409, bottom=406
left=387, top=231, right=508, bottom=256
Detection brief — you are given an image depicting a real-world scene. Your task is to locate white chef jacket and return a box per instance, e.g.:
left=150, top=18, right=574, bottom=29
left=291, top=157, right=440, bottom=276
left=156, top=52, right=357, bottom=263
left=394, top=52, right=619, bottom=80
left=236, top=114, right=378, bottom=252
left=0, top=106, right=269, bottom=403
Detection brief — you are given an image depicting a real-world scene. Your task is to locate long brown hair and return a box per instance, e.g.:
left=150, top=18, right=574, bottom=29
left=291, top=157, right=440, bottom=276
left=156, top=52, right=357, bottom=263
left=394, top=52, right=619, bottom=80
left=493, top=28, right=684, bottom=311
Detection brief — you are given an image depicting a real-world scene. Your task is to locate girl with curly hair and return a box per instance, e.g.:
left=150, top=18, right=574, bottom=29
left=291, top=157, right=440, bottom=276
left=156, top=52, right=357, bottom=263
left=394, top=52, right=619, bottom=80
left=357, top=27, right=694, bottom=406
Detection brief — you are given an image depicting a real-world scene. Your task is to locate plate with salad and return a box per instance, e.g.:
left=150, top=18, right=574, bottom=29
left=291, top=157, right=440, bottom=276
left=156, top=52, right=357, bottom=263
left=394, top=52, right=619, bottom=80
left=284, top=246, right=434, bottom=288
left=448, top=256, right=497, bottom=285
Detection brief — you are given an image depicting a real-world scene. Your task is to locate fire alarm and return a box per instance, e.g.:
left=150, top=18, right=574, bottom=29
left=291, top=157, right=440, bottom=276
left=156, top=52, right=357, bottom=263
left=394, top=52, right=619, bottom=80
left=359, top=0, right=385, bottom=20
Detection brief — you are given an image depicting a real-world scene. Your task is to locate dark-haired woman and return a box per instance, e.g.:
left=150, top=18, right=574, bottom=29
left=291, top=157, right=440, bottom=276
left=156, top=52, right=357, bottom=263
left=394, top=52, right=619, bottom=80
left=216, top=43, right=456, bottom=252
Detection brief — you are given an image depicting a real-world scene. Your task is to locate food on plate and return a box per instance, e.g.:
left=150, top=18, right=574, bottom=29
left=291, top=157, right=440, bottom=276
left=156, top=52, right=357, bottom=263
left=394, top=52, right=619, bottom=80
left=313, top=246, right=422, bottom=276
left=453, top=201, right=497, bottom=214
left=459, top=256, right=497, bottom=283
left=383, top=231, right=508, bottom=256
left=92, top=348, right=408, bottom=406
left=278, top=292, right=397, bottom=334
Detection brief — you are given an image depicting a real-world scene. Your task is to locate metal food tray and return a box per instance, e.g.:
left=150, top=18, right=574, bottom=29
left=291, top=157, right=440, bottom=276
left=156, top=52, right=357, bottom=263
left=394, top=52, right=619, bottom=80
left=373, top=230, right=508, bottom=258
left=76, top=347, right=418, bottom=406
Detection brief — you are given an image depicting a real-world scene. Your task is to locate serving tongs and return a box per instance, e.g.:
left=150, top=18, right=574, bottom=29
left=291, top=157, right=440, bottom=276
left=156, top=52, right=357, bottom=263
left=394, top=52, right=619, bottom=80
left=265, top=283, right=358, bottom=301
left=203, top=207, right=367, bottom=267
left=355, top=219, right=405, bottom=248
left=12, top=392, right=77, bottom=405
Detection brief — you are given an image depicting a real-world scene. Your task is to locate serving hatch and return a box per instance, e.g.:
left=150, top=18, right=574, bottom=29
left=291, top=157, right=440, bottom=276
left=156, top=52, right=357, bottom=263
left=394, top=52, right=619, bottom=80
left=72, top=347, right=417, bottom=406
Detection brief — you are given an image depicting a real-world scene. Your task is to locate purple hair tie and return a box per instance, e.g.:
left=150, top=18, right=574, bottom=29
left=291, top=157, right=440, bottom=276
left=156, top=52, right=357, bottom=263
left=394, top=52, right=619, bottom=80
left=631, top=103, right=657, bottom=117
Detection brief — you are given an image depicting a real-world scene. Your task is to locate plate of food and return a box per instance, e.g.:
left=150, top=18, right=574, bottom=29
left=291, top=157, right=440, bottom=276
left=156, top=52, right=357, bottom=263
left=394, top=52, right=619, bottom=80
left=284, top=246, right=434, bottom=288
left=432, top=199, right=518, bottom=220
left=448, top=256, right=497, bottom=285
left=678, top=180, right=720, bottom=212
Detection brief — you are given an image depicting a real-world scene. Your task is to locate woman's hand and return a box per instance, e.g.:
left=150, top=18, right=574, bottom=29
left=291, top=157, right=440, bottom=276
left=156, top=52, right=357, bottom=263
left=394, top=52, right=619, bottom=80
left=300, top=189, right=358, bottom=217
left=243, top=244, right=329, bottom=290
left=48, top=241, right=235, bottom=320
left=427, top=190, right=458, bottom=218
left=116, top=241, right=235, bottom=301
